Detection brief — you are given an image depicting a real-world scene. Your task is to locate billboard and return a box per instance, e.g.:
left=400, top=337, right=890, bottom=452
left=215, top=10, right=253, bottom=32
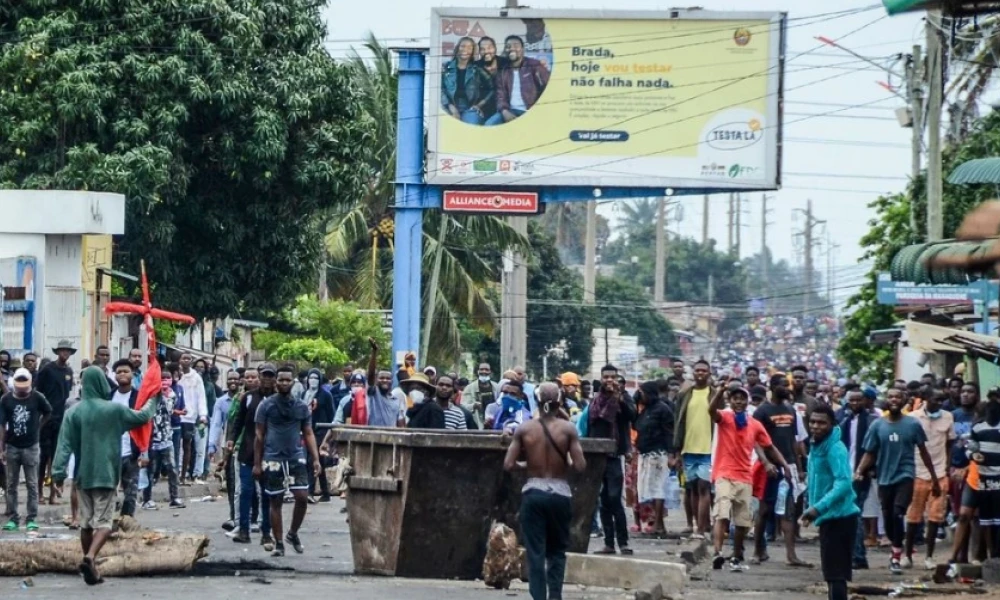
left=427, top=8, right=786, bottom=190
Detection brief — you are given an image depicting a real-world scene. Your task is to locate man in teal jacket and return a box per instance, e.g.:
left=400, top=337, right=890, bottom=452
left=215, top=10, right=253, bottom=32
left=801, top=404, right=859, bottom=600
left=52, top=367, right=157, bottom=586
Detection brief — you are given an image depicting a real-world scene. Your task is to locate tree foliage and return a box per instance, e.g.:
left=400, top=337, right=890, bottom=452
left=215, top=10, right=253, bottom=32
left=273, top=338, right=348, bottom=369
left=0, top=1, right=370, bottom=317
left=594, top=276, right=676, bottom=357
left=839, top=109, right=1000, bottom=380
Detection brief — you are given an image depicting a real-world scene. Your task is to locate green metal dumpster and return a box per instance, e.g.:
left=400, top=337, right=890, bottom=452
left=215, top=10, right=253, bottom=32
left=332, top=427, right=614, bottom=580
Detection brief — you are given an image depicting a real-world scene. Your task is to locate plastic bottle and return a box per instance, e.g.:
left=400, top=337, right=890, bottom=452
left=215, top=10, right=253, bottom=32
left=775, top=479, right=789, bottom=516
left=664, top=472, right=681, bottom=510
left=138, top=466, right=149, bottom=491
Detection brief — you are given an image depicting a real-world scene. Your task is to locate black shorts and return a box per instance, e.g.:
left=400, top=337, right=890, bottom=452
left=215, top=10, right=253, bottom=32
left=181, top=423, right=195, bottom=442
left=961, top=485, right=1000, bottom=526
left=262, top=459, right=308, bottom=496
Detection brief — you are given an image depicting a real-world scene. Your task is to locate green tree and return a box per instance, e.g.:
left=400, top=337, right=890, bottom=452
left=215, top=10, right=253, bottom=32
left=594, top=276, right=676, bottom=357
left=539, top=202, right=610, bottom=265
left=273, top=338, right=348, bottom=369
left=525, top=223, right=595, bottom=376
left=0, top=1, right=371, bottom=318
left=324, top=34, right=528, bottom=362
left=839, top=109, right=1000, bottom=379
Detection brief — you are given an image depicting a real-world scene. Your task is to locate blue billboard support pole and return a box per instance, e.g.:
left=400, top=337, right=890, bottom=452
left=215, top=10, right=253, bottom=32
left=392, top=49, right=427, bottom=367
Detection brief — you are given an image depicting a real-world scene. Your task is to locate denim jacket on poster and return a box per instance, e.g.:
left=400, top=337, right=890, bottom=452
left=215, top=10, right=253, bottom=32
left=441, top=60, right=495, bottom=112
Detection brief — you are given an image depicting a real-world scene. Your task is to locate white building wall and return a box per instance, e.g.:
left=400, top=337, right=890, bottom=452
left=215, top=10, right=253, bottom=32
left=0, top=233, right=47, bottom=356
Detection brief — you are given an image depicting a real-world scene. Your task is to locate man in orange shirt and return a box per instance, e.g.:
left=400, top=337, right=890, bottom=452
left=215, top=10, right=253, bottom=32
left=709, top=380, right=791, bottom=572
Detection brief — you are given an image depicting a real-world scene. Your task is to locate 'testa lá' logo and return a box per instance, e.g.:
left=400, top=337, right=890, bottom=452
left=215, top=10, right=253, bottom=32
left=733, top=28, right=752, bottom=47
left=706, top=119, right=763, bottom=151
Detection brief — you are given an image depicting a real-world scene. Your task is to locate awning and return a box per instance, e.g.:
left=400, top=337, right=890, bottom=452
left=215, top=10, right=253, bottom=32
left=885, top=1, right=1000, bottom=16
left=905, top=320, right=1000, bottom=356
left=948, top=157, right=1000, bottom=184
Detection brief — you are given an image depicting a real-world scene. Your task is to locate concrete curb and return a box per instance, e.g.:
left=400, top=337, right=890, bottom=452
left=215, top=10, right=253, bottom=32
left=564, top=553, right=687, bottom=593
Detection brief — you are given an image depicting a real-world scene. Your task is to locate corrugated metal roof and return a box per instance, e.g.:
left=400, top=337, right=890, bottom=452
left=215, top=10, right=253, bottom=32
left=883, top=0, right=928, bottom=15
left=948, top=157, right=1000, bottom=184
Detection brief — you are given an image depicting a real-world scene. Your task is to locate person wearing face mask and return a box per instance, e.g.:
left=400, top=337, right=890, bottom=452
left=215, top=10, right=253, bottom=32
left=462, top=363, right=498, bottom=428
left=302, top=369, right=334, bottom=503
left=405, top=375, right=448, bottom=429
left=709, top=380, right=789, bottom=572
left=494, top=380, right=532, bottom=432
left=903, top=390, right=955, bottom=570
left=141, top=371, right=185, bottom=511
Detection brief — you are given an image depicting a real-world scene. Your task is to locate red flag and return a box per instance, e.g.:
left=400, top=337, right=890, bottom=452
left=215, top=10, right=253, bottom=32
left=128, top=313, right=160, bottom=452
left=350, top=386, right=368, bottom=426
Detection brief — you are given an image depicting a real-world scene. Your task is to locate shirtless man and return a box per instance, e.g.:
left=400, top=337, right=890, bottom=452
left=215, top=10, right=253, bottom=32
left=504, top=382, right=586, bottom=600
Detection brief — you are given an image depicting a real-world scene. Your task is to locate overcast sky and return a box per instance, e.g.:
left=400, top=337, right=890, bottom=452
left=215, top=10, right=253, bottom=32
left=324, top=1, right=930, bottom=298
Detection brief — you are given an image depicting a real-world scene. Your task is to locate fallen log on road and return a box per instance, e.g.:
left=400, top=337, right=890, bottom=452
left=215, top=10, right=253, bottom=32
left=0, top=527, right=209, bottom=578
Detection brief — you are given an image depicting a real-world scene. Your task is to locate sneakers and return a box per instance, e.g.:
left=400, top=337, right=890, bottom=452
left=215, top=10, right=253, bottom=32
left=169, top=499, right=186, bottom=509
left=261, top=535, right=275, bottom=552
left=193, top=478, right=206, bottom=485
left=286, top=531, right=304, bottom=554
left=142, top=501, right=157, bottom=510
left=946, top=563, right=960, bottom=579
left=924, top=557, right=937, bottom=571
left=232, top=530, right=251, bottom=544
left=2, top=520, right=18, bottom=531
left=712, top=553, right=726, bottom=570
left=251, top=523, right=261, bottom=533
left=25, top=521, right=39, bottom=532
left=222, top=520, right=236, bottom=532
left=271, top=543, right=285, bottom=557
left=318, top=495, right=332, bottom=503
left=889, top=557, right=903, bottom=575
left=852, top=560, right=870, bottom=570
left=901, top=556, right=913, bottom=569
left=729, top=557, right=749, bottom=572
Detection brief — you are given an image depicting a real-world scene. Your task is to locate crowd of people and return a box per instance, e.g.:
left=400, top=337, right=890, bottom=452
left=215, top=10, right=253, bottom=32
left=3, top=338, right=1000, bottom=600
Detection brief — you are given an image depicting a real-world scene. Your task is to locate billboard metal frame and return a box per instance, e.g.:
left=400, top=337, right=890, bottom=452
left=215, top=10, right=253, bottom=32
left=427, top=7, right=787, bottom=191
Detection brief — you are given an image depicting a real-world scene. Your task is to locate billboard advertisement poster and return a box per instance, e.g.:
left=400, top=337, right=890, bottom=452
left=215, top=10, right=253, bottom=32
left=427, top=8, right=786, bottom=190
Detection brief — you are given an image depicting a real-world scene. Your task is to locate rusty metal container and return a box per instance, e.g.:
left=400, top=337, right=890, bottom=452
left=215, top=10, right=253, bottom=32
left=332, top=427, right=613, bottom=580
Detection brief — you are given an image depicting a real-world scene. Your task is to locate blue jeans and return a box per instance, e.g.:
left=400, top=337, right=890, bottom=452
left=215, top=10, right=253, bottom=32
left=171, top=427, right=182, bottom=469
left=239, top=463, right=270, bottom=536
left=458, top=107, right=483, bottom=125
left=853, top=480, right=869, bottom=565
left=485, top=108, right=526, bottom=126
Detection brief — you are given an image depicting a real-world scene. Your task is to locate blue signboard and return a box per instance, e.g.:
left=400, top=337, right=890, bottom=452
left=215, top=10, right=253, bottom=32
left=876, top=272, right=987, bottom=305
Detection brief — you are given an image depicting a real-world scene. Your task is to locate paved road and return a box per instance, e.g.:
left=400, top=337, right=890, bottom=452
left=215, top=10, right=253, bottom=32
left=0, top=479, right=986, bottom=600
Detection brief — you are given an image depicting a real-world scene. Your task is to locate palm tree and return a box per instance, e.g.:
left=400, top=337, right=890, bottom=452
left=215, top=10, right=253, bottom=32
left=324, top=33, right=529, bottom=366
left=616, top=197, right=661, bottom=242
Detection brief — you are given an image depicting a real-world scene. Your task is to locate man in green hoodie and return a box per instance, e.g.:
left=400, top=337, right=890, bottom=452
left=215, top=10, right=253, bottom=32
left=801, top=404, right=860, bottom=600
left=51, top=367, right=157, bottom=586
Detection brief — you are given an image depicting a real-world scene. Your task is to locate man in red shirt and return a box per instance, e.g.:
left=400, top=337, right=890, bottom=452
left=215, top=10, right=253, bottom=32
left=710, top=380, right=792, bottom=571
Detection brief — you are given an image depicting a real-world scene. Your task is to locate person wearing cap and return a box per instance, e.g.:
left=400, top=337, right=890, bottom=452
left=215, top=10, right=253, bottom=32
left=709, top=379, right=788, bottom=572
left=462, top=363, right=499, bottom=428
left=334, top=372, right=368, bottom=425
left=228, top=365, right=275, bottom=548
left=35, top=339, right=76, bottom=505
left=1, top=368, right=52, bottom=531
left=405, top=373, right=446, bottom=429
left=559, top=372, right=581, bottom=414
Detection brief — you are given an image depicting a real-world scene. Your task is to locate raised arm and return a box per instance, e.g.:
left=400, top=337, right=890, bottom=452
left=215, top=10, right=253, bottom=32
left=708, top=379, right=729, bottom=423
left=367, top=337, right=378, bottom=384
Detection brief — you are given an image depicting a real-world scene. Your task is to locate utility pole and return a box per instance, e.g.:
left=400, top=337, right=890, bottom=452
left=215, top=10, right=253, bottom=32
left=926, top=11, right=944, bottom=241
left=583, top=199, right=597, bottom=303
left=654, top=197, right=666, bottom=303
left=794, top=200, right=826, bottom=314
left=906, top=44, right=924, bottom=236
left=825, top=230, right=840, bottom=306
left=727, top=193, right=735, bottom=254
left=761, top=194, right=773, bottom=292
left=702, top=194, right=709, bottom=245
left=734, top=193, right=742, bottom=258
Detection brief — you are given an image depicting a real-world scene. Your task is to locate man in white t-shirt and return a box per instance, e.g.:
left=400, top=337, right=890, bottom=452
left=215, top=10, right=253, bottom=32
left=109, top=359, right=145, bottom=519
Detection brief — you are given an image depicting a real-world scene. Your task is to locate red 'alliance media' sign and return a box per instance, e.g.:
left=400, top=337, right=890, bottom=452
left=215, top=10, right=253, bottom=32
left=442, top=191, right=540, bottom=214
